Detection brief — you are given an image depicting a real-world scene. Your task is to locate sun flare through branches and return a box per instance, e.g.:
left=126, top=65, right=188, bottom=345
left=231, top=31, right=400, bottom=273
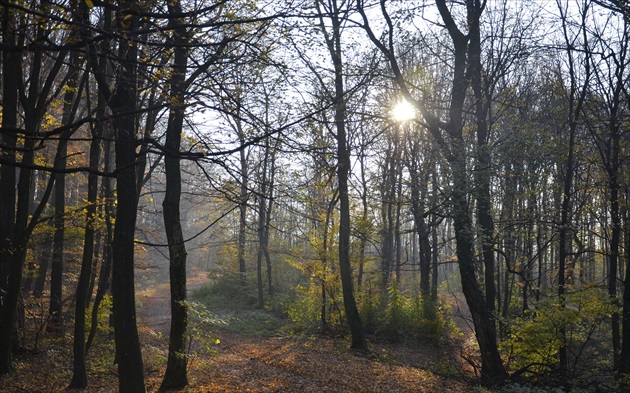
left=392, top=99, right=416, bottom=122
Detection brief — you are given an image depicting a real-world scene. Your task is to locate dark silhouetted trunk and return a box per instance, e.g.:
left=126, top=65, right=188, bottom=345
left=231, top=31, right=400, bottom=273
left=106, top=1, right=146, bottom=390
left=48, top=33, right=84, bottom=334
left=69, top=3, right=100, bottom=383
left=86, top=129, right=114, bottom=354
left=0, top=4, right=20, bottom=373
left=317, top=0, right=367, bottom=350
left=256, top=141, right=271, bottom=308
left=159, top=1, right=190, bottom=388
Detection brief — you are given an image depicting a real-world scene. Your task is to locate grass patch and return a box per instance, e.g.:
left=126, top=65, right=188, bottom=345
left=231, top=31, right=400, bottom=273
left=190, top=276, right=287, bottom=336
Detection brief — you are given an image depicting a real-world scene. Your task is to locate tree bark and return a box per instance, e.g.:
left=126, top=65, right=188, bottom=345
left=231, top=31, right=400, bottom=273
left=69, top=3, right=100, bottom=382
left=256, top=141, right=271, bottom=308
left=318, top=0, right=367, bottom=350
left=108, top=1, right=146, bottom=390
left=0, top=3, right=20, bottom=373
left=86, top=128, right=114, bottom=354
left=237, top=113, right=249, bottom=289
left=48, top=5, right=85, bottom=335
left=159, top=1, right=190, bottom=388
left=360, top=0, right=507, bottom=381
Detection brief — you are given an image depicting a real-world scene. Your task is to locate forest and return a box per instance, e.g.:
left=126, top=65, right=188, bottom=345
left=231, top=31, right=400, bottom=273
left=1, top=0, right=630, bottom=391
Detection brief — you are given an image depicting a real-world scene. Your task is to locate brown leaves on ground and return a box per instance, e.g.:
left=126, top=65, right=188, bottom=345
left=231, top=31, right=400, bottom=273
left=168, top=332, right=468, bottom=393
left=4, top=329, right=469, bottom=392
left=4, top=270, right=470, bottom=392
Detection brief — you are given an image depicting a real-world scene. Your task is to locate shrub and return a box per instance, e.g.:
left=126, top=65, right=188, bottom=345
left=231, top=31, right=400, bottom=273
left=501, top=287, right=616, bottom=377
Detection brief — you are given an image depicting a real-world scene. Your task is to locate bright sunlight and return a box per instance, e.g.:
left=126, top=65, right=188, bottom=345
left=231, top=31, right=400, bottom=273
left=392, top=99, right=416, bottom=122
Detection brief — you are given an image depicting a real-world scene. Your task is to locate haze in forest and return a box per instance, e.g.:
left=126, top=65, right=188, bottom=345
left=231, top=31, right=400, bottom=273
left=1, top=0, right=630, bottom=392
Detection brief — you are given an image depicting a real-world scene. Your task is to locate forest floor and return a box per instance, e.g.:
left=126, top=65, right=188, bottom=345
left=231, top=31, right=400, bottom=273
left=5, top=268, right=485, bottom=392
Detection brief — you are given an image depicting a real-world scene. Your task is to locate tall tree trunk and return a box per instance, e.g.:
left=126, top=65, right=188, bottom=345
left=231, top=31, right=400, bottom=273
left=407, top=136, right=431, bottom=299
left=264, top=144, right=277, bottom=296
left=0, top=3, right=20, bottom=373
left=85, top=5, right=113, bottom=356
left=430, top=167, right=439, bottom=302
left=238, top=116, right=249, bottom=289
left=256, top=140, right=271, bottom=308
left=318, top=0, right=367, bottom=350
left=381, top=148, right=396, bottom=289
left=48, top=3, right=85, bottom=335
left=439, top=1, right=505, bottom=382
left=450, top=140, right=505, bottom=383
left=86, top=130, right=114, bottom=354
left=69, top=4, right=100, bottom=381
left=357, top=150, right=369, bottom=293
left=108, top=2, right=146, bottom=390
left=159, top=1, right=189, bottom=387
left=69, top=96, right=102, bottom=389
left=556, top=1, right=590, bottom=369
left=468, top=1, right=496, bottom=314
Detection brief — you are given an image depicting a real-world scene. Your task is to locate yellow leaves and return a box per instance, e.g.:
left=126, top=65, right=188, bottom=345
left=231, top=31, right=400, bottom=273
left=84, top=0, right=94, bottom=8
left=120, top=13, right=134, bottom=30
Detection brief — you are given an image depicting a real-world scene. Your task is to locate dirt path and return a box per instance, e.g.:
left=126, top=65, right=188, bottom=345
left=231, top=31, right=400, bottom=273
left=8, top=268, right=472, bottom=392
left=136, top=268, right=211, bottom=335
left=135, top=270, right=470, bottom=392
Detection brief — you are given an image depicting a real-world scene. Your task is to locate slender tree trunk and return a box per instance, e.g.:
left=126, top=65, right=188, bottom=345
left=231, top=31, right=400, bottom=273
left=357, top=151, right=369, bottom=293
left=318, top=0, right=367, bottom=349
left=256, top=141, right=271, bottom=308
left=69, top=102, right=101, bottom=389
left=238, top=118, right=249, bottom=289
left=430, top=168, right=439, bottom=302
left=451, top=140, right=506, bottom=383
left=159, top=1, right=190, bottom=387
left=469, top=4, right=496, bottom=314
left=86, top=132, right=114, bottom=354
left=394, top=163, right=403, bottom=283
left=85, top=6, right=113, bottom=356
left=264, top=146, right=276, bottom=296
left=69, top=9, right=100, bottom=382
left=87, top=230, right=102, bottom=307
left=48, top=44, right=83, bottom=334
left=407, top=139, right=431, bottom=299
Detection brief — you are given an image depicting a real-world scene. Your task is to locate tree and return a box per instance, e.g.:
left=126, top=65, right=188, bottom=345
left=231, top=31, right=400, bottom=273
left=48, top=1, right=87, bottom=335
left=358, top=0, right=507, bottom=383
left=68, top=3, right=102, bottom=387
left=555, top=0, right=592, bottom=370
left=316, top=0, right=368, bottom=350
left=83, top=0, right=146, bottom=389
left=159, top=0, right=192, bottom=388
left=0, top=0, right=72, bottom=373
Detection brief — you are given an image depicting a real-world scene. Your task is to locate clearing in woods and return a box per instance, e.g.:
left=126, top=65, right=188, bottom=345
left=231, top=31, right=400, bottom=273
left=6, top=268, right=472, bottom=392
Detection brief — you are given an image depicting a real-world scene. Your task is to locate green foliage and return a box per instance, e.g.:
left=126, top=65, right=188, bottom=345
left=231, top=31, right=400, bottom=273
left=86, top=294, right=113, bottom=335
left=190, top=280, right=286, bottom=336
left=287, top=281, right=322, bottom=331
left=381, top=281, right=450, bottom=342
left=358, top=289, right=381, bottom=333
left=501, top=287, right=617, bottom=376
left=195, top=272, right=258, bottom=309
left=186, top=301, right=221, bottom=359
left=284, top=275, right=453, bottom=342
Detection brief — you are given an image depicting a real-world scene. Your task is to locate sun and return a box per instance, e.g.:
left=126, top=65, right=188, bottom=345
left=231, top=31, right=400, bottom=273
left=392, top=99, right=416, bottom=122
